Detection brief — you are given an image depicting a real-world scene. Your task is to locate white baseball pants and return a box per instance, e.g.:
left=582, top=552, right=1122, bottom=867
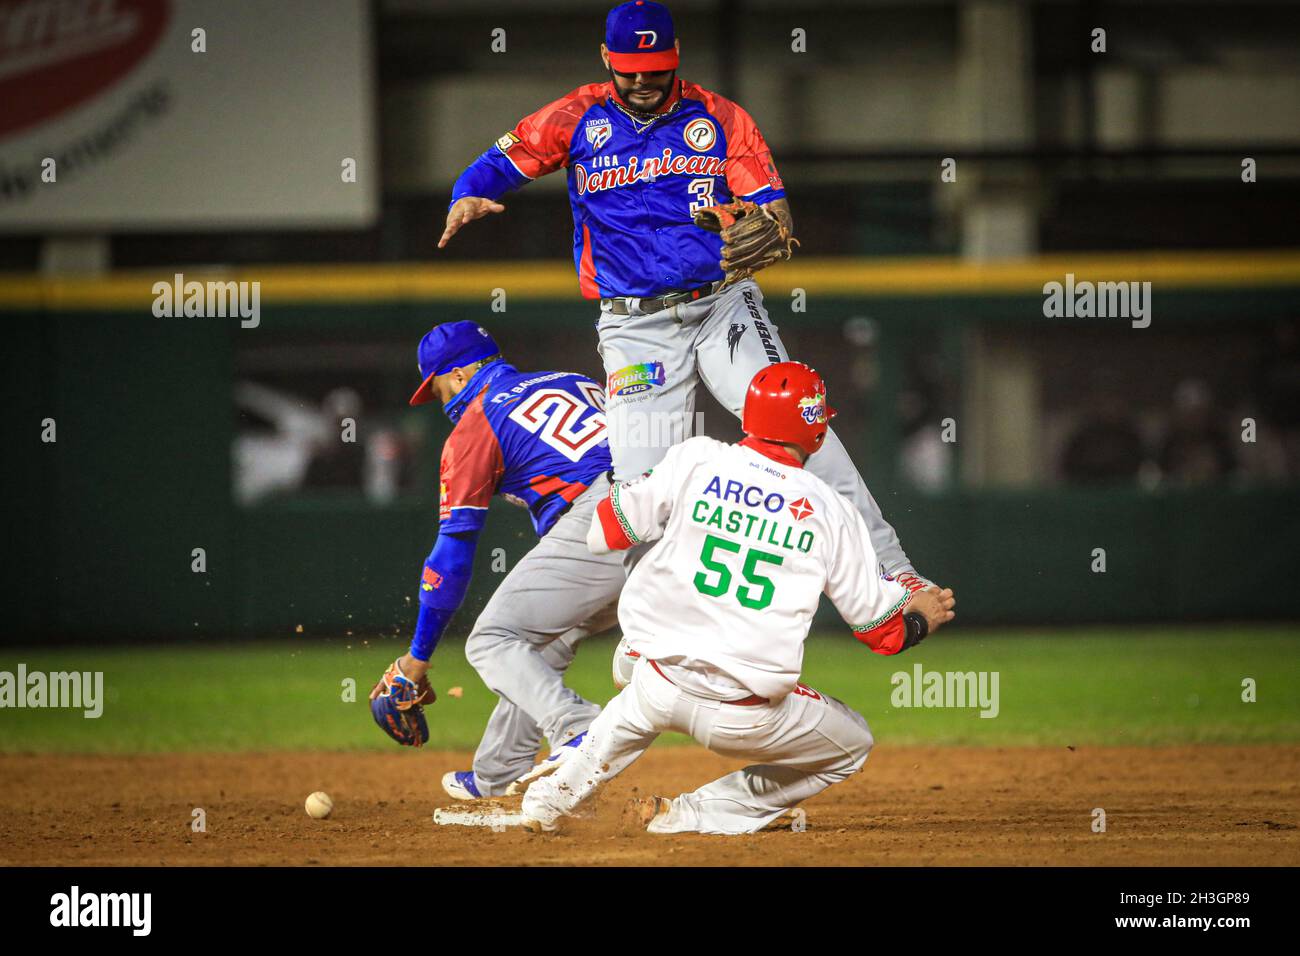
left=522, top=656, right=875, bottom=835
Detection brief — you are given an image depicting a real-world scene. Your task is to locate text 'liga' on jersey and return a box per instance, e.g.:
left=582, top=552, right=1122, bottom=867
left=487, top=80, right=785, bottom=299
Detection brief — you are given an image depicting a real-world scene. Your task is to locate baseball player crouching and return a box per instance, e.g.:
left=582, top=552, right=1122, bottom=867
left=369, top=321, right=625, bottom=800
left=520, top=363, right=956, bottom=835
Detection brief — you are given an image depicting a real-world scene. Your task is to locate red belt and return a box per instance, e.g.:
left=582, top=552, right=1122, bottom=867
left=649, top=659, right=769, bottom=706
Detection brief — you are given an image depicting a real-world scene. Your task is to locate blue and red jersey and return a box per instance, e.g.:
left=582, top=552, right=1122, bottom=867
left=451, top=78, right=785, bottom=299
left=439, top=363, right=611, bottom=537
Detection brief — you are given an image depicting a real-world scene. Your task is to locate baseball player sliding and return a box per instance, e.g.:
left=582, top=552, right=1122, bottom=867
left=440, top=0, right=934, bottom=594
left=368, top=321, right=625, bottom=800
left=520, top=364, right=956, bottom=835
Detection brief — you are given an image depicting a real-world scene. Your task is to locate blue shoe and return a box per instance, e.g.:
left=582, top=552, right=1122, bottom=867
left=506, top=732, right=587, bottom=796
left=441, top=770, right=482, bottom=801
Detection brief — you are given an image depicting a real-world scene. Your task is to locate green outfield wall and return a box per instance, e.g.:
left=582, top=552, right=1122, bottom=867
left=4, top=257, right=1298, bottom=641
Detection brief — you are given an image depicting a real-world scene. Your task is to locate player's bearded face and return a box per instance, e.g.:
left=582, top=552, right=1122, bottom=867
left=610, top=68, right=675, bottom=113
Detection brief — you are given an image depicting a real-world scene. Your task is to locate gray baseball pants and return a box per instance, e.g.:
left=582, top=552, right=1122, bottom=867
left=595, top=278, right=914, bottom=574
left=463, top=474, right=624, bottom=795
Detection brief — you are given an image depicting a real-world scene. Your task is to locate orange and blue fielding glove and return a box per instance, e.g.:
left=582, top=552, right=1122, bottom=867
left=368, top=658, right=435, bottom=747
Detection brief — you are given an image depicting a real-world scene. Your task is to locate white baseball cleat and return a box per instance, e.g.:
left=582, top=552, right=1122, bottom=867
left=505, top=731, right=586, bottom=796
left=441, top=770, right=484, bottom=801
left=520, top=783, right=564, bottom=834
left=623, top=795, right=672, bottom=832
left=612, top=637, right=640, bottom=689
left=520, top=814, right=561, bottom=835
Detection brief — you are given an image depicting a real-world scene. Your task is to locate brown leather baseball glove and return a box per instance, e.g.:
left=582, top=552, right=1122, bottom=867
left=693, top=199, right=798, bottom=290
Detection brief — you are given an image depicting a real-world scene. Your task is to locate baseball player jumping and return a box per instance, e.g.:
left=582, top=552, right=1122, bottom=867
left=440, top=0, right=933, bottom=595
left=520, top=363, right=956, bottom=835
left=368, top=321, right=625, bottom=800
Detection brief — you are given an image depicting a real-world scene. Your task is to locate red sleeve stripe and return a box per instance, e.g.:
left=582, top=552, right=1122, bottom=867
left=851, top=591, right=910, bottom=655
left=853, top=614, right=906, bottom=655
left=529, top=475, right=589, bottom=503
left=595, top=496, right=635, bottom=551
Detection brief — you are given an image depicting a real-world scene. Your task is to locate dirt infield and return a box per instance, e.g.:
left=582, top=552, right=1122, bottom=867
left=2, top=745, right=1297, bottom=866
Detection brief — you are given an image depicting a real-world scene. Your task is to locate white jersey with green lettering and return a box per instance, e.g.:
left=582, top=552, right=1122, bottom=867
left=588, top=435, right=910, bottom=700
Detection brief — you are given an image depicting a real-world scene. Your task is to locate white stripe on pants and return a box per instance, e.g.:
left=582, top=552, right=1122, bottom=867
left=521, top=658, right=875, bottom=835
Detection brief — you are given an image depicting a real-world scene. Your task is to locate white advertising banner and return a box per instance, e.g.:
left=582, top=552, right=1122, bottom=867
left=0, top=0, right=377, bottom=230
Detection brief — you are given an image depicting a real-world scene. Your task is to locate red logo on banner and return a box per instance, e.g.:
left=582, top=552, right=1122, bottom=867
left=0, top=0, right=171, bottom=141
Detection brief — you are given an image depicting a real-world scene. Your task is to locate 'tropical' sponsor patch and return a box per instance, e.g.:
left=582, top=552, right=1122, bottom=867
left=607, top=361, right=666, bottom=398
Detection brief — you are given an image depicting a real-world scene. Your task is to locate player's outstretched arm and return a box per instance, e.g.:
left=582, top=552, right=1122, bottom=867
left=440, top=89, right=588, bottom=249
left=847, top=582, right=954, bottom=656
left=438, top=197, right=506, bottom=249
left=402, top=529, right=479, bottom=676
left=825, top=498, right=954, bottom=655
left=368, top=529, right=479, bottom=746
left=850, top=585, right=956, bottom=658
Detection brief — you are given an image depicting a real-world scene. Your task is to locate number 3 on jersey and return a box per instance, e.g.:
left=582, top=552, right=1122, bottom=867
left=693, top=534, right=783, bottom=610
left=688, top=178, right=715, bottom=214
left=507, top=384, right=607, bottom=462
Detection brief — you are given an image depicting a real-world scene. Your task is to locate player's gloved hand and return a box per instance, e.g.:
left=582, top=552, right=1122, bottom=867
left=369, top=657, right=436, bottom=747
left=693, top=199, right=798, bottom=290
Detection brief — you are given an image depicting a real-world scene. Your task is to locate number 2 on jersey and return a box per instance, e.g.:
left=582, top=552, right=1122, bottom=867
left=507, top=386, right=606, bottom=463
left=693, top=533, right=783, bottom=610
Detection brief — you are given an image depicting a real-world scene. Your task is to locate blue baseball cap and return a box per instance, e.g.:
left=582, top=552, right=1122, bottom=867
left=606, top=1, right=678, bottom=73
left=409, top=321, right=500, bottom=406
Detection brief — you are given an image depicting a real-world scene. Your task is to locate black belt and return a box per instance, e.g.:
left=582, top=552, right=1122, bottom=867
left=601, top=281, right=722, bottom=315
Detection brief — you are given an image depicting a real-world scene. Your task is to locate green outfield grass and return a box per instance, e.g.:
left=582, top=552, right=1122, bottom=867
left=1, top=625, right=1297, bottom=753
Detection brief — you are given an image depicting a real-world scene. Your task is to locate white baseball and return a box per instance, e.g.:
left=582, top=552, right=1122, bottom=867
left=305, top=791, right=334, bottom=819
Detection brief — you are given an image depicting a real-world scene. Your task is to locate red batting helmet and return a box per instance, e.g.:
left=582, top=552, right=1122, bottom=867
left=742, top=362, right=837, bottom=457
